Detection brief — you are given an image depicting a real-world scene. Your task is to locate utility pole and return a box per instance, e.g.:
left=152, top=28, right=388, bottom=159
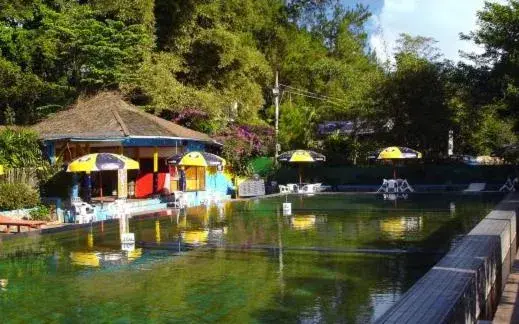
left=273, top=71, right=280, bottom=163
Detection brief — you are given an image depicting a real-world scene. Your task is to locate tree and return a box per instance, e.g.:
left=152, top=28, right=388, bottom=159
left=463, top=0, right=519, bottom=131
left=377, top=34, right=451, bottom=157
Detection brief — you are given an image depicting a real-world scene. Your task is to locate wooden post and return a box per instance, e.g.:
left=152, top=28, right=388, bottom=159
left=153, top=146, right=158, bottom=194
left=118, top=169, right=128, bottom=199
left=153, top=147, right=158, bottom=172
left=99, top=172, right=103, bottom=198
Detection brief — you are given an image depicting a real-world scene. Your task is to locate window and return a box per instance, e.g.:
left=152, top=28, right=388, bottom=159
left=185, top=166, right=206, bottom=191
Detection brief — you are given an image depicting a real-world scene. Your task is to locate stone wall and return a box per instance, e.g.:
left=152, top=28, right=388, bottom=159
left=377, top=192, right=518, bottom=323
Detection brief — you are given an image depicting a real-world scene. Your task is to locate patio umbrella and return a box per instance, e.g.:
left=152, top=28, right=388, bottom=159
left=66, top=153, right=139, bottom=200
left=167, top=151, right=226, bottom=167
left=278, top=150, right=326, bottom=184
left=368, top=146, right=422, bottom=178
left=67, top=153, right=139, bottom=172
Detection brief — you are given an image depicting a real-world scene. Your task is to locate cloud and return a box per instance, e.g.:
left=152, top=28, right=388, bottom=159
left=369, top=0, right=508, bottom=63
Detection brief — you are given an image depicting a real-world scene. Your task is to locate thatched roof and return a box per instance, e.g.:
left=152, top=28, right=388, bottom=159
left=32, top=92, right=216, bottom=143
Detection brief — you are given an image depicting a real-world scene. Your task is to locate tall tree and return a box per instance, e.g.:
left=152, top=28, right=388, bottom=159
left=463, top=0, right=519, bottom=131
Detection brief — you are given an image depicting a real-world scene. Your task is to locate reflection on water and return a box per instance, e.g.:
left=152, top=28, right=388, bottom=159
left=0, top=193, right=503, bottom=323
left=379, top=217, right=423, bottom=240
left=291, top=215, right=316, bottom=230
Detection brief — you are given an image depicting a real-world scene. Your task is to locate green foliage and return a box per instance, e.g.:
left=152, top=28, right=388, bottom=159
left=0, top=128, right=43, bottom=168
left=378, top=45, right=452, bottom=157
left=0, top=0, right=515, bottom=164
left=0, top=182, right=40, bottom=211
left=29, top=204, right=51, bottom=221
left=0, top=0, right=152, bottom=124
left=462, top=0, right=519, bottom=132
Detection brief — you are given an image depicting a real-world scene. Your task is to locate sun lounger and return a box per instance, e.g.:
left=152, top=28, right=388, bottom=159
left=463, top=183, right=486, bottom=192
left=499, top=178, right=517, bottom=192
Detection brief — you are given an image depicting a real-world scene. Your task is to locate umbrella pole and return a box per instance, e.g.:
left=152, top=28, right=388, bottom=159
left=99, top=172, right=103, bottom=198
left=86, top=172, right=92, bottom=203
left=299, top=164, right=303, bottom=185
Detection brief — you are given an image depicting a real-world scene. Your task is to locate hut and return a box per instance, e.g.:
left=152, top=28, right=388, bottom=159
left=32, top=92, right=233, bottom=217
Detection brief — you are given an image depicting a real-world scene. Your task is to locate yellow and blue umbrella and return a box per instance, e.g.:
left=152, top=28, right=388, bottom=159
left=67, top=153, right=139, bottom=173
left=66, top=153, right=139, bottom=200
left=369, top=146, right=422, bottom=178
left=278, top=150, right=326, bottom=163
left=369, top=146, right=422, bottom=160
left=278, top=150, right=326, bottom=184
left=167, top=151, right=226, bottom=167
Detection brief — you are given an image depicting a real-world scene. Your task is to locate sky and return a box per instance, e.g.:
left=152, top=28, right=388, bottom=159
left=345, top=0, right=507, bottom=63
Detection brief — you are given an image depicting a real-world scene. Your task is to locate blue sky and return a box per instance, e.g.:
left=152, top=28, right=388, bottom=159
left=343, top=0, right=507, bottom=62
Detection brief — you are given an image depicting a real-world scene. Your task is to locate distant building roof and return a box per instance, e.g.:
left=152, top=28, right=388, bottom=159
left=32, top=92, right=216, bottom=144
left=317, top=120, right=393, bottom=136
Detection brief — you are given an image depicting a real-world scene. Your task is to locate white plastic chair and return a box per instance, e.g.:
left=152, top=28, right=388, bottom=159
left=72, top=202, right=95, bottom=224
left=287, top=184, right=299, bottom=193
left=399, top=179, right=414, bottom=193
left=377, top=179, right=389, bottom=193
left=387, top=179, right=398, bottom=193
left=298, top=184, right=316, bottom=194
left=172, top=191, right=188, bottom=208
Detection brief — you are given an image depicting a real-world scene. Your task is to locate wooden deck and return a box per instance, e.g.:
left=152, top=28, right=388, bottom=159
left=0, top=215, right=46, bottom=233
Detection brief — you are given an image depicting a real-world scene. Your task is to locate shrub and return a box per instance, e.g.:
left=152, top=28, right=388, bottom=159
left=0, top=129, right=43, bottom=168
left=29, top=205, right=51, bottom=221
left=215, top=124, right=275, bottom=176
left=0, top=183, right=40, bottom=211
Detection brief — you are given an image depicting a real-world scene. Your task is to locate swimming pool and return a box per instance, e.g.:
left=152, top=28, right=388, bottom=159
left=0, top=193, right=503, bottom=323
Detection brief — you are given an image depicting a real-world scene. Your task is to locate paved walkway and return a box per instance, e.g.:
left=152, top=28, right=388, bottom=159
left=493, top=251, right=519, bottom=323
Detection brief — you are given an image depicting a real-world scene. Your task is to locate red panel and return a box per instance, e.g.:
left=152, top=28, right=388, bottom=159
left=135, top=172, right=169, bottom=198
left=135, top=173, right=153, bottom=198
left=157, top=173, right=166, bottom=192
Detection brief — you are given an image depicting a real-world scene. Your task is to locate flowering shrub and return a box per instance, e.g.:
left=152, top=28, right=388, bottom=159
left=167, top=107, right=218, bottom=134
left=215, top=125, right=274, bottom=175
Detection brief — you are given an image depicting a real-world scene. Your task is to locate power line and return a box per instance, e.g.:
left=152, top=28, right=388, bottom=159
left=279, top=84, right=349, bottom=104
left=282, top=89, right=346, bottom=107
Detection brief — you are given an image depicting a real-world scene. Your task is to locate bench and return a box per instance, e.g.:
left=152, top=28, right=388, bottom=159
left=0, top=215, right=46, bottom=233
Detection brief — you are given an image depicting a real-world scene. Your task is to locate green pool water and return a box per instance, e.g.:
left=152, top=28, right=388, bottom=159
left=0, top=193, right=503, bottom=323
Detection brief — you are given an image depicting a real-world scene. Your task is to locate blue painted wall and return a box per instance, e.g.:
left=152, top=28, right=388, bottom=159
left=186, top=141, right=206, bottom=152
left=206, top=172, right=234, bottom=195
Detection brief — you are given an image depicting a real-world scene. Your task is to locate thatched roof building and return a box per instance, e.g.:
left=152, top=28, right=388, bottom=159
left=32, top=92, right=216, bottom=144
